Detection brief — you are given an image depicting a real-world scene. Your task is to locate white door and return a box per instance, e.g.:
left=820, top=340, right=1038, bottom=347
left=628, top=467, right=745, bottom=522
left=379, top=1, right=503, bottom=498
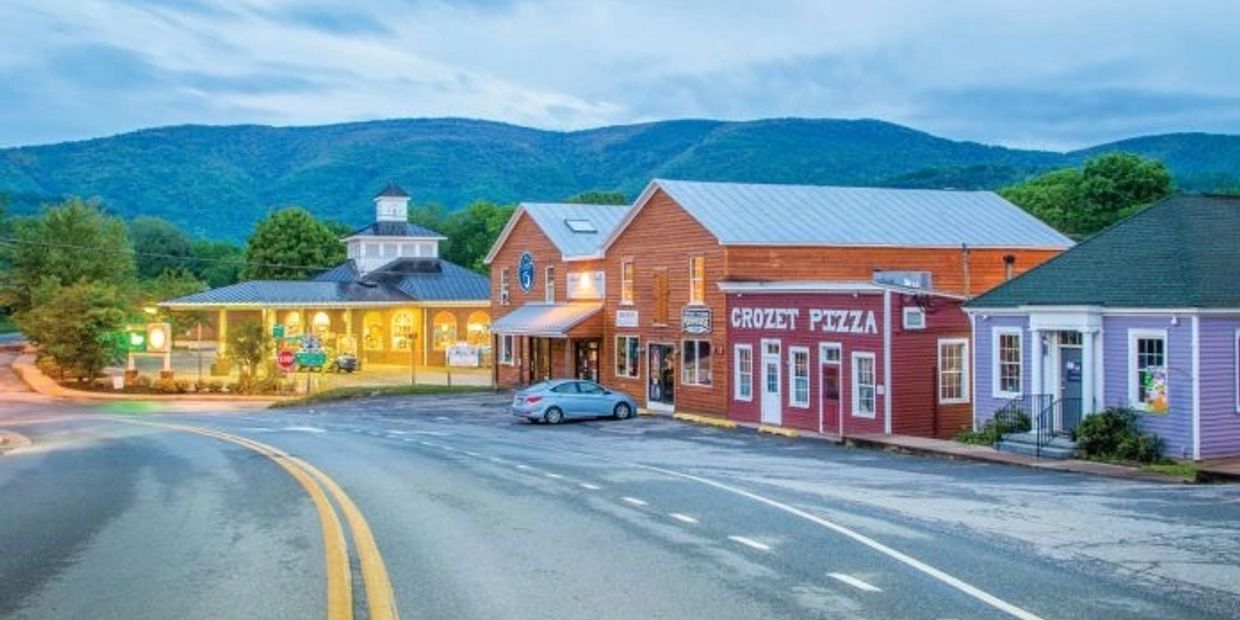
left=761, top=339, right=782, bottom=424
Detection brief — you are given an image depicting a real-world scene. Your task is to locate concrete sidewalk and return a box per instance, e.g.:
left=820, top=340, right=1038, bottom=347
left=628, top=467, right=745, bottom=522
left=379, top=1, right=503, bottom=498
left=845, top=433, right=1194, bottom=483
left=1198, top=458, right=1240, bottom=483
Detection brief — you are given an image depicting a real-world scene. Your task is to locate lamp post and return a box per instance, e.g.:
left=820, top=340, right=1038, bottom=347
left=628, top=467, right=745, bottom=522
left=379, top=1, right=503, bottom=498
left=409, top=332, right=418, bottom=386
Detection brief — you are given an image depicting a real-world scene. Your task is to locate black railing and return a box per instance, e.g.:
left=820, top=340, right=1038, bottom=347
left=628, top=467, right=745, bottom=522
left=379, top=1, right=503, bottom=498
left=1034, top=397, right=1083, bottom=457
left=992, top=393, right=1049, bottom=443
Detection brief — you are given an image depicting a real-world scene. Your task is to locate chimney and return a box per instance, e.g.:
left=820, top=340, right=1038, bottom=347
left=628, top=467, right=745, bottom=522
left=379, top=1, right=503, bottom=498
left=1003, top=254, right=1017, bottom=281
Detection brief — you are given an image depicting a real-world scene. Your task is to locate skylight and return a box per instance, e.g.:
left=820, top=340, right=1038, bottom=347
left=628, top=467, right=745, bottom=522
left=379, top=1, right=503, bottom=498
left=564, top=219, right=597, bottom=233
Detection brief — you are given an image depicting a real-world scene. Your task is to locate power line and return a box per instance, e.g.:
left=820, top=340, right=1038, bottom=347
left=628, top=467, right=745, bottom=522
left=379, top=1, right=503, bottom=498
left=0, top=236, right=342, bottom=273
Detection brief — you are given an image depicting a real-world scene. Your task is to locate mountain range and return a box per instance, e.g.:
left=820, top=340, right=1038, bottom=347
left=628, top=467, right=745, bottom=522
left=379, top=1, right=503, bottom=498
left=1, top=117, right=1238, bottom=240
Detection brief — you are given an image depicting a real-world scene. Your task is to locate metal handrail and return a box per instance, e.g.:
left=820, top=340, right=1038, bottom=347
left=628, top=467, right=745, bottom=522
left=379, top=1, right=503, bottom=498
left=1035, top=397, right=1082, bottom=457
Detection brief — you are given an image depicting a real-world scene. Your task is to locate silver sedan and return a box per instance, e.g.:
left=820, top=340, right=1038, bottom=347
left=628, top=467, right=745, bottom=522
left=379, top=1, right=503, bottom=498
left=511, top=379, right=639, bottom=424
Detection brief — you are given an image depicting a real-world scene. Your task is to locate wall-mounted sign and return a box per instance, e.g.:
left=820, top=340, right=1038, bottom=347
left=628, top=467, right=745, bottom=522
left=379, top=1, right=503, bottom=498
left=518, top=252, right=536, bottom=292
left=615, top=309, right=639, bottom=328
left=729, top=307, right=879, bottom=335
left=566, top=271, right=606, bottom=300
left=447, top=344, right=481, bottom=367
left=681, top=307, right=712, bottom=334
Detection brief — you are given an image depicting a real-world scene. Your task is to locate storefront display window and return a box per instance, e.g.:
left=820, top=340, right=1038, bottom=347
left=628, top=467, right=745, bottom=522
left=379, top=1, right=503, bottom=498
left=363, top=311, right=383, bottom=351
left=1129, top=330, right=1168, bottom=413
left=499, top=334, right=514, bottom=365
left=433, top=311, right=458, bottom=351
left=616, top=335, right=640, bottom=378
left=392, top=312, right=414, bottom=350
left=681, top=339, right=712, bottom=386
left=466, top=311, right=491, bottom=346
left=312, top=311, right=331, bottom=335
left=285, top=311, right=303, bottom=337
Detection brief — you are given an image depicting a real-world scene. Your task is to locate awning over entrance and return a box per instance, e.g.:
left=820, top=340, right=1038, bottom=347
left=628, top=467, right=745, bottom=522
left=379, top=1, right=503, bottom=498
left=492, top=303, right=603, bottom=337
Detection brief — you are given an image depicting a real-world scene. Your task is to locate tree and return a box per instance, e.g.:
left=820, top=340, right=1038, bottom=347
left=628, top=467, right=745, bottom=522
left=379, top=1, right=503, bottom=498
left=189, top=239, right=244, bottom=288
left=7, top=197, right=137, bottom=312
left=1000, top=152, right=1172, bottom=237
left=242, top=207, right=345, bottom=280
left=15, top=278, right=131, bottom=381
left=227, top=319, right=271, bottom=384
left=130, top=216, right=192, bottom=280
left=565, top=190, right=628, bottom=205
left=438, top=201, right=515, bottom=272
left=142, top=268, right=208, bottom=335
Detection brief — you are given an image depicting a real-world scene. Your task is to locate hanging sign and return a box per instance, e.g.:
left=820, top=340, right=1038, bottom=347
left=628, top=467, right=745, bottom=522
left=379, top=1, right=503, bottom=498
left=681, top=307, right=712, bottom=334
left=615, top=309, right=639, bottom=328
left=1143, top=367, right=1168, bottom=414
left=518, top=252, right=536, bottom=292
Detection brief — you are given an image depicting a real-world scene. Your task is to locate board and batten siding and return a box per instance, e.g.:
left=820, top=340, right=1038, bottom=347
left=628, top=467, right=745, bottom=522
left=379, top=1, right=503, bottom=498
left=1198, top=316, right=1240, bottom=459
left=1102, top=315, right=1194, bottom=459
left=971, top=314, right=1031, bottom=427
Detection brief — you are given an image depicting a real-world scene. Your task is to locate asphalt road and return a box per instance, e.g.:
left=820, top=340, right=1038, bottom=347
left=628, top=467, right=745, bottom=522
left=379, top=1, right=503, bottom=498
left=2, top=389, right=1239, bottom=619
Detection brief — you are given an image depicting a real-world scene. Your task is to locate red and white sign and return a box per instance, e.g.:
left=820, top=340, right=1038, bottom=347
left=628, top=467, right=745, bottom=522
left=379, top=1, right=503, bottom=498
left=277, top=348, right=296, bottom=373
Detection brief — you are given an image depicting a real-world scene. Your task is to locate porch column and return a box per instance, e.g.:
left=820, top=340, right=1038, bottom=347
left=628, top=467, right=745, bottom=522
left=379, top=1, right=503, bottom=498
left=1081, top=329, right=1098, bottom=415
left=1029, top=328, right=1044, bottom=432
left=217, top=309, right=228, bottom=356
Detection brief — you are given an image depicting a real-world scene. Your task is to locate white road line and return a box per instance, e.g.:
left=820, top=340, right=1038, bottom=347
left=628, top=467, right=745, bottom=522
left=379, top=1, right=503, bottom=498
left=828, top=573, right=882, bottom=593
left=669, top=513, right=698, bottom=524
left=728, top=536, right=771, bottom=552
left=578, top=482, right=601, bottom=490
left=418, top=441, right=433, bottom=447
left=545, top=473, right=565, bottom=480
left=625, top=462, right=1044, bottom=620
left=621, top=496, right=648, bottom=507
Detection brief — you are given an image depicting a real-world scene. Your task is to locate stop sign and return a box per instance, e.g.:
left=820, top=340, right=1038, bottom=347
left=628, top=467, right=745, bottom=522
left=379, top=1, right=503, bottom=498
left=277, top=348, right=296, bottom=373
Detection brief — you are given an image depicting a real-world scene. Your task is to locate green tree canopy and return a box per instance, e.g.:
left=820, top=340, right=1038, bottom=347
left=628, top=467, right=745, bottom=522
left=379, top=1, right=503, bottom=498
left=227, top=319, right=272, bottom=383
left=242, top=207, right=345, bottom=280
left=439, top=201, right=515, bottom=273
left=189, top=239, right=244, bottom=288
left=142, top=268, right=208, bottom=334
left=130, top=216, right=192, bottom=280
left=565, top=190, right=628, bottom=205
left=6, top=197, right=136, bottom=312
left=1000, top=152, right=1173, bottom=237
left=15, top=278, right=131, bottom=381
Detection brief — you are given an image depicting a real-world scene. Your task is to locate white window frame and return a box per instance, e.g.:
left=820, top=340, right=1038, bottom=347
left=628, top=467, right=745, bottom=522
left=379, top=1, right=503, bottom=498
left=902, top=307, right=926, bottom=330
left=937, top=338, right=970, bottom=405
left=1128, top=329, right=1168, bottom=412
left=499, top=268, right=511, bottom=305
left=852, top=352, right=877, bottom=418
left=615, top=335, right=640, bottom=379
left=688, top=256, right=706, bottom=306
left=681, top=339, right=712, bottom=386
left=734, top=344, right=753, bottom=401
left=789, top=346, right=810, bottom=408
left=545, top=265, right=556, bottom=303
left=819, top=342, right=842, bottom=364
left=621, top=260, right=635, bottom=305
left=499, top=334, right=515, bottom=365
left=991, top=327, right=1023, bottom=399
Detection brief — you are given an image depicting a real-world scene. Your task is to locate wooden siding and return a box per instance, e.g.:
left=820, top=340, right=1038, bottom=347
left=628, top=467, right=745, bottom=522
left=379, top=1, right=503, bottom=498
left=1102, top=315, right=1195, bottom=459
left=724, top=246, right=1060, bottom=296
left=600, top=189, right=728, bottom=416
left=1198, top=317, right=1240, bottom=459
left=888, top=295, right=972, bottom=438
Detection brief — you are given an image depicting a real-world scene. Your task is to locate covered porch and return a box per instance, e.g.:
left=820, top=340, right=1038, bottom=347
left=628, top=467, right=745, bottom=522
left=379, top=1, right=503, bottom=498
left=492, top=303, right=604, bottom=387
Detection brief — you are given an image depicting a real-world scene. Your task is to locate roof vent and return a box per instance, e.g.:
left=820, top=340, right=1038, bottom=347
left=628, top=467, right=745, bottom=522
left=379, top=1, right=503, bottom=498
left=564, top=219, right=597, bottom=233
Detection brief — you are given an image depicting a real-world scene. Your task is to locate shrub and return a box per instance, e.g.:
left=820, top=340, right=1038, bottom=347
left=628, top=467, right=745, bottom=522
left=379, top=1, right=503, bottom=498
left=206, top=380, right=224, bottom=393
left=1076, top=407, right=1163, bottom=464
left=130, top=374, right=152, bottom=390
left=152, top=377, right=182, bottom=394
left=956, top=409, right=1031, bottom=445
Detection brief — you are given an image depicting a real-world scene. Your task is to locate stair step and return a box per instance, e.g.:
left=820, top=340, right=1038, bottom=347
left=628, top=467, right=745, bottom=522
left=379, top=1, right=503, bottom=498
left=996, top=439, right=1078, bottom=460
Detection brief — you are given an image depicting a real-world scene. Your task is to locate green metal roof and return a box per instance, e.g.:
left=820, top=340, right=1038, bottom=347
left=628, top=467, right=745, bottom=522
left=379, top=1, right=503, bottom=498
left=967, top=194, right=1240, bottom=309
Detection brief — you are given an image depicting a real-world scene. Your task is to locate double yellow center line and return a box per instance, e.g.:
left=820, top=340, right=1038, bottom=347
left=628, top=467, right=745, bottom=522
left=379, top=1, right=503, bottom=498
left=129, top=420, right=398, bottom=620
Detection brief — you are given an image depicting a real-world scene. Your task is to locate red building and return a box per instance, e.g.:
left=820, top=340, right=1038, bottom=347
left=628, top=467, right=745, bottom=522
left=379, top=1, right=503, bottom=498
left=724, top=281, right=972, bottom=438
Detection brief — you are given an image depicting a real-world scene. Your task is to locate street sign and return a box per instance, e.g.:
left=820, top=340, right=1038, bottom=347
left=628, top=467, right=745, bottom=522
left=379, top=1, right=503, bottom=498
left=146, top=322, right=172, bottom=353
left=273, top=324, right=285, bottom=339
left=127, top=330, right=147, bottom=353
left=277, top=348, right=296, bottom=373
left=295, top=350, right=327, bottom=368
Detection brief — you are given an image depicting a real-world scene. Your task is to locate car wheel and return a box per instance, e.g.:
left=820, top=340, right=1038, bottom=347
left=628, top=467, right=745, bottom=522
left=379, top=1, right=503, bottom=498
left=613, top=402, right=633, bottom=420
left=544, top=407, right=564, bottom=424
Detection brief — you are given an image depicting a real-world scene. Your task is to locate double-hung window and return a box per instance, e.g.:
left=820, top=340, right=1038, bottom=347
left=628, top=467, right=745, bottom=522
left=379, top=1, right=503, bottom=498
left=789, top=347, right=810, bottom=408
left=734, top=345, right=753, bottom=401
left=682, top=340, right=712, bottom=386
left=1129, top=330, right=1168, bottom=412
left=621, top=261, right=634, bottom=305
left=545, top=266, right=555, bottom=302
left=616, top=335, right=640, bottom=379
left=938, top=338, right=970, bottom=404
left=852, top=352, right=876, bottom=418
left=499, top=268, right=511, bottom=305
left=993, top=329, right=1022, bottom=398
left=689, top=256, right=706, bottom=305
left=498, top=334, right=514, bottom=365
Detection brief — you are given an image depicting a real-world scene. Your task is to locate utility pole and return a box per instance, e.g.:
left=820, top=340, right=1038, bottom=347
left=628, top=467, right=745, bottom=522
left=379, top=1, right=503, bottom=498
left=410, top=333, right=418, bottom=386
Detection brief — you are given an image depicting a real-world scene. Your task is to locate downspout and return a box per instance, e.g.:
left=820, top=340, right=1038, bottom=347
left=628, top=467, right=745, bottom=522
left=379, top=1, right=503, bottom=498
left=961, top=243, right=972, bottom=298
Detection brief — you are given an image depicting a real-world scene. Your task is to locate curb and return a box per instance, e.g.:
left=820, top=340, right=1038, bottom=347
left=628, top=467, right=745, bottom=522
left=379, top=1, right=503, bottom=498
left=672, top=412, right=738, bottom=430
left=10, top=354, right=286, bottom=404
left=757, top=424, right=799, bottom=439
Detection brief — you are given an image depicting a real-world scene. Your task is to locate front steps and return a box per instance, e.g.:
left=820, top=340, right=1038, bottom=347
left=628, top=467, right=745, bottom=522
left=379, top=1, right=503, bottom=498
left=996, top=431, right=1079, bottom=459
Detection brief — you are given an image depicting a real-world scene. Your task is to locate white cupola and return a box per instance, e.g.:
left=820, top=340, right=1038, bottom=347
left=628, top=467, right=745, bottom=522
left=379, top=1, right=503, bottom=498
left=374, top=181, right=410, bottom=222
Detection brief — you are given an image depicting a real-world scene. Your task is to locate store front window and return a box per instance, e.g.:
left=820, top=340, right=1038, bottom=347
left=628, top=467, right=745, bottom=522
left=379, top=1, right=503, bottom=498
left=433, top=312, right=458, bottom=351
left=363, top=311, right=383, bottom=351
left=285, top=311, right=303, bottom=337
left=312, top=311, right=331, bottom=334
left=466, top=311, right=491, bottom=346
left=392, top=312, right=414, bottom=351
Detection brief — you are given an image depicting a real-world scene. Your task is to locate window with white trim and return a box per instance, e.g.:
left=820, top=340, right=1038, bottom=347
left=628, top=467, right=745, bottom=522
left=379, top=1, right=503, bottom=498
left=852, top=352, right=876, bottom=418
left=1128, top=330, right=1168, bottom=412
left=992, top=328, right=1022, bottom=398
left=499, top=334, right=514, bottom=365
left=902, top=307, right=926, bottom=330
left=616, top=335, right=640, bottom=379
left=689, top=256, right=706, bottom=305
left=789, top=347, right=810, bottom=407
left=621, top=260, right=634, bottom=305
left=682, top=339, right=712, bottom=386
left=938, top=339, right=969, bottom=404
left=820, top=343, right=842, bottom=364
left=499, top=268, right=511, bottom=305
left=734, top=344, right=753, bottom=401
left=545, top=266, right=555, bottom=303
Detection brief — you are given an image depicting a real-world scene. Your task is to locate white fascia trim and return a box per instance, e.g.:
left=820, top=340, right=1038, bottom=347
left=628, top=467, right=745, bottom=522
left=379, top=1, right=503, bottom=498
left=969, top=306, right=1240, bottom=317
left=343, top=234, right=447, bottom=244
left=482, top=205, right=528, bottom=265
left=719, top=241, right=1070, bottom=251
left=415, top=301, right=491, bottom=308
left=159, top=301, right=412, bottom=310
left=719, top=281, right=887, bottom=294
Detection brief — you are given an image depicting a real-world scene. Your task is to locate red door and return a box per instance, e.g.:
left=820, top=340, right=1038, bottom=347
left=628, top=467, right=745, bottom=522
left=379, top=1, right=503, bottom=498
left=821, top=363, right=842, bottom=434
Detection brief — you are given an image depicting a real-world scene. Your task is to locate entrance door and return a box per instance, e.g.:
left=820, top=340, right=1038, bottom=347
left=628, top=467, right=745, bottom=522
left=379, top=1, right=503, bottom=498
left=820, top=343, right=842, bottom=434
left=528, top=337, right=552, bottom=384
left=647, top=344, right=676, bottom=410
left=761, top=339, right=782, bottom=424
left=1059, top=346, right=1083, bottom=432
left=574, top=339, right=600, bottom=382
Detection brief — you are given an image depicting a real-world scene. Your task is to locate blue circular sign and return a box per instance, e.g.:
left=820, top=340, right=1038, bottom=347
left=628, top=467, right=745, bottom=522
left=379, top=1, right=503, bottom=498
left=518, top=252, right=536, bottom=292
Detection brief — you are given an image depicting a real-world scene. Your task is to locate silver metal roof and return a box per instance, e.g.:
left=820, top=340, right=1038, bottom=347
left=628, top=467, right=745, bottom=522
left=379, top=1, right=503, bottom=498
left=521, top=203, right=630, bottom=258
left=651, top=179, right=1074, bottom=249
left=491, top=303, right=603, bottom=337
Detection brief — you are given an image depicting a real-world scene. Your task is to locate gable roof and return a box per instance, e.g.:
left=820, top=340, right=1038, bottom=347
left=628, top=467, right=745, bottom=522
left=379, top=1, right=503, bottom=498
left=345, top=221, right=445, bottom=239
left=375, top=182, right=410, bottom=198
left=968, top=194, right=1240, bottom=309
left=602, top=179, right=1073, bottom=251
left=483, top=202, right=630, bottom=264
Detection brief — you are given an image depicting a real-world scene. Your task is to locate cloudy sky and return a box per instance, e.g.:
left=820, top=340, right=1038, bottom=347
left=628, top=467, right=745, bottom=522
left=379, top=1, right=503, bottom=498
left=2, top=0, right=1238, bottom=150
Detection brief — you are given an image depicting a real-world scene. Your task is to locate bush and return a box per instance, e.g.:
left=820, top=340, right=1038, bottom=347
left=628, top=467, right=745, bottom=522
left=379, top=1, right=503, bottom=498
left=1076, top=407, right=1163, bottom=464
left=130, top=374, right=152, bottom=390
left=956, top=409, right=1031, bottom=445
left=152, top=377, right=183, bottom=394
